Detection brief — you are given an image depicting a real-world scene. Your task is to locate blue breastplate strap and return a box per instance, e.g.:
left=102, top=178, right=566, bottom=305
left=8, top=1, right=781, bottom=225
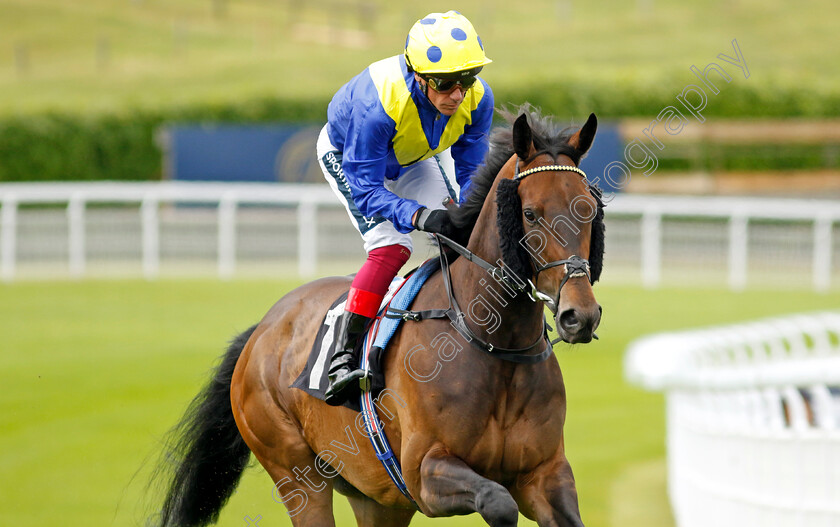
left=358, top=258, right=440, bottom=507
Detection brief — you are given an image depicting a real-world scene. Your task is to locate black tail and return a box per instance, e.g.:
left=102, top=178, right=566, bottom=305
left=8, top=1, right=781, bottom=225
left=151, top=324, right=258, bottom=527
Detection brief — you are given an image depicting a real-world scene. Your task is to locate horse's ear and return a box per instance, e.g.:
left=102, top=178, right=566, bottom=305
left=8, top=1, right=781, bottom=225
left=569, top=113, right=598, bottom=155
left=512, top=113, right=532, bottom=160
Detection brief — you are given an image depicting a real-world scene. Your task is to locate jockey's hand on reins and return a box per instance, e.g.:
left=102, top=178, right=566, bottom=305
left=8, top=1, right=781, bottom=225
left=413, top=207, right=456, bottom=238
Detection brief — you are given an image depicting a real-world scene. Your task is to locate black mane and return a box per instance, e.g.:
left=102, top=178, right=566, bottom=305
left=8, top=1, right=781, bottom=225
left=450, top=104, right=583, bottom=238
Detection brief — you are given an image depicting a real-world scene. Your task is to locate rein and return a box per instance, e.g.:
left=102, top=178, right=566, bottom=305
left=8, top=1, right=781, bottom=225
left=385, top=236, right=553, bottom=364
left=438, top=239, right=555, bottom=362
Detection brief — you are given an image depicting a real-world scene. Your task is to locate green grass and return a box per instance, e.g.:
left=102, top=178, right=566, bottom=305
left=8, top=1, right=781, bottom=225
left=0, top=0, right=838, bottom=118
left=1, top=278, right=838, bottom=526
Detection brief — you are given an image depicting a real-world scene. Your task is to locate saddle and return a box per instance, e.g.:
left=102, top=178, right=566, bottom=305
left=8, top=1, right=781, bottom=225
left=290, top=258, right=441, bottom=412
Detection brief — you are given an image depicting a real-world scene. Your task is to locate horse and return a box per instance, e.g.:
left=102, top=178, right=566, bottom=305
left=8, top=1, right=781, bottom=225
left=151, top=106, right=605, bottom=527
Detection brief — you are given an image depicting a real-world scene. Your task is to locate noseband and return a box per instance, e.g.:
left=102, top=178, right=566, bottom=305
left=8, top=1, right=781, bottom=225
left=511, top=158, right=594, bottom=309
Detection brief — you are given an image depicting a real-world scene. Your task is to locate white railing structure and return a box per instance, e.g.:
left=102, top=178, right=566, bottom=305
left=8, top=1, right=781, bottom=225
left=606, top=194, right=838, bottom=292
left=0, top=182, right=337, bottom=281
left=0, top=182, right=837, bottom=285
left=625, top=312, right=840, bottom=527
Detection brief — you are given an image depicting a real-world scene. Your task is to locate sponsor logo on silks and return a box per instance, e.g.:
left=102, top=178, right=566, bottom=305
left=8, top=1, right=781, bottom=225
left=323, top=150, right=386, bottom=234
left=325, top=152, right=349, bottom=190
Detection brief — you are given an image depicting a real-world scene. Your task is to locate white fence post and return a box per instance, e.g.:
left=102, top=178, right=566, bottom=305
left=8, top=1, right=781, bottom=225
left=1, top=194, right=17, bottom=282
left=67, top=194, right=86, bottom=278
left=141, top=195, right=160, bottom=280
left=641, top=209, right=661, bottom=288
left=297, top=198, right=317, bottom=278
left=728, top=213, right=748, bottom=291
left=217, top=194, right=237, bottom=280
left=812, top=215, right=833, bottom=293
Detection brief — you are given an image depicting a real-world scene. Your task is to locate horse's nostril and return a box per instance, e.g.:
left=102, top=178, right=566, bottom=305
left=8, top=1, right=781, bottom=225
left=559, top=309, right=581, bottom=331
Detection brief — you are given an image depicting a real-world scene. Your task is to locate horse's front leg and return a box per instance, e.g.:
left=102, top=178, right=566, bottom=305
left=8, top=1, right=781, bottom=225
left=413, top=450, right=519, bottom=527
left=512, top=454, right=584, bottom=527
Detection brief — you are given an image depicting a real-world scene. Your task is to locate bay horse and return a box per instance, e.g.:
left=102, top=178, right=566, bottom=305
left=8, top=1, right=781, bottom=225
left=151, top=107, right=604, bottom=527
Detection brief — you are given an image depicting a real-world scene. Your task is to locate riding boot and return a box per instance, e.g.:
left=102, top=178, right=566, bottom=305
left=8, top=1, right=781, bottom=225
left=324, top=311, right=371, bottom=406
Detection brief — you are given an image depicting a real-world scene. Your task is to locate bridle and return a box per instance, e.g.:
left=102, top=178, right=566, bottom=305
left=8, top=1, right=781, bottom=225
left=509, top=157, right=594, bottom=312
left=387, top=156, right=597, bottom=363
left=436, top=158, right=594, bottom=312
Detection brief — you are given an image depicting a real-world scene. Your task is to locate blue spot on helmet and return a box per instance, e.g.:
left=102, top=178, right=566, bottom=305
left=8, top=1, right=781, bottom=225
left=451, top=28, right=467, bottom=41
left=426, top=45, right=442, bottom=63
left=477, top=35, right=484, bottom=51
left=420, top=18, right=436, bottom=25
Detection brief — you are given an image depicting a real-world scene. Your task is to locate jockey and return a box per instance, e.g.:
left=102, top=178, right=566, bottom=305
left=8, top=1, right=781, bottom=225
left=317, top=10, right=495, bottom=405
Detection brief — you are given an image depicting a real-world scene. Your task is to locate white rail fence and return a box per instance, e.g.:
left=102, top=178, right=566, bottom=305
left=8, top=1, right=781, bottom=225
left=0, top=181, right=838, bottom=286
left=0, top=182, right=337, bottom=281
left=625, top=312, right=840, bottom=527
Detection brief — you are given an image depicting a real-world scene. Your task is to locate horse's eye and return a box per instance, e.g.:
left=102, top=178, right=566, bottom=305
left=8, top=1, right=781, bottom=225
left=523, top=209, right=537, bottom=223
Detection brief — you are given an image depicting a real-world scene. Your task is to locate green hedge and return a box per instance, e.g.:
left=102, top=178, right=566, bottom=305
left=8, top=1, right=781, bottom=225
left=0, top=84, right=837, bottom=183
left=0, top=113, right=162, bottom=182
left=0, top=98, right=325, bottom=183
left=508, top=80, right=840, bottom=120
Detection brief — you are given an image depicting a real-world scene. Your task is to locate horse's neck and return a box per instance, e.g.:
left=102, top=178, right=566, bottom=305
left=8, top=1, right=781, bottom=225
left=448, top=194, right=544, bottom=349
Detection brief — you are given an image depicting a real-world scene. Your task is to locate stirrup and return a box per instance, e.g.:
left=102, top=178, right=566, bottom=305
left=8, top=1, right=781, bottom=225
left=324, top=367, right=365, bottom=405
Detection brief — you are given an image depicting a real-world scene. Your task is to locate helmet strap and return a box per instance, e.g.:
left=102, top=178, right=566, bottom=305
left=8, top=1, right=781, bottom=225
left=414, top=73, right=430, bottom=98
left=406, top=54, right=428, bottom=97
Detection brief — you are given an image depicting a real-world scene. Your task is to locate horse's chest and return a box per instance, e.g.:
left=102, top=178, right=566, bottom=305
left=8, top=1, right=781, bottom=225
left=451, top=409, right=565, bottom=478
left=409, top=360, right=567, bottom=477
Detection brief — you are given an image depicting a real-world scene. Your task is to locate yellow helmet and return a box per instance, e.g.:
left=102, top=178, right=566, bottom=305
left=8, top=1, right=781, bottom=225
left=404, top=11, right=492, bottom=76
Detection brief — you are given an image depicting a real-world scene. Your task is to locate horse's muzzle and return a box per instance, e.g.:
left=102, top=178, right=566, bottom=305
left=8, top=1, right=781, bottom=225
left=557, top=305, right=602, bottom=344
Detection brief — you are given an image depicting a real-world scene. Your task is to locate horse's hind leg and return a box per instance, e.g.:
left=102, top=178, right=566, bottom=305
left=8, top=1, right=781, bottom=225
left=346, top=494, right=416, bottom=527
left=234, top=370, right=338, bottom=525
left=238, top=416, right=339, bottom=526
left=256, top=455, right=338, bottom=527
left=415, top=451, right=519, bottom=527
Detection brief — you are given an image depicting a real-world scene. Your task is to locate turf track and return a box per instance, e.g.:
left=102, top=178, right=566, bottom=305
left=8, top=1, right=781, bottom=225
left=1, top=278, right=837, bottom=526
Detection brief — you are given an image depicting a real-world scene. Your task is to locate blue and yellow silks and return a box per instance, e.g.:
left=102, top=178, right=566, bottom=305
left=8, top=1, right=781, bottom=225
left=326, top=55, right=494, bottom=233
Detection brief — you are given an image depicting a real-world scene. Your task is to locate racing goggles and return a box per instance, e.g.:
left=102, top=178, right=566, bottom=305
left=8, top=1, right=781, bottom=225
left=423, top=74, right=478, bottom=93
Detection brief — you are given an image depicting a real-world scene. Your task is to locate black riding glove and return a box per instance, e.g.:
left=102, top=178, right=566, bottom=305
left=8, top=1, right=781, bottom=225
left=413, top=207, right=455, bottom=238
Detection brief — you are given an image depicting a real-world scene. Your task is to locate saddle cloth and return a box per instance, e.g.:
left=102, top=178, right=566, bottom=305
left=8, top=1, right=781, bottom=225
left=290, top=258, right=441, bottom=411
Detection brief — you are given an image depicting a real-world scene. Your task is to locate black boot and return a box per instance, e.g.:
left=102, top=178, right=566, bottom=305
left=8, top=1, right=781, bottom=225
left=324, top=311, right=371, bottom=406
